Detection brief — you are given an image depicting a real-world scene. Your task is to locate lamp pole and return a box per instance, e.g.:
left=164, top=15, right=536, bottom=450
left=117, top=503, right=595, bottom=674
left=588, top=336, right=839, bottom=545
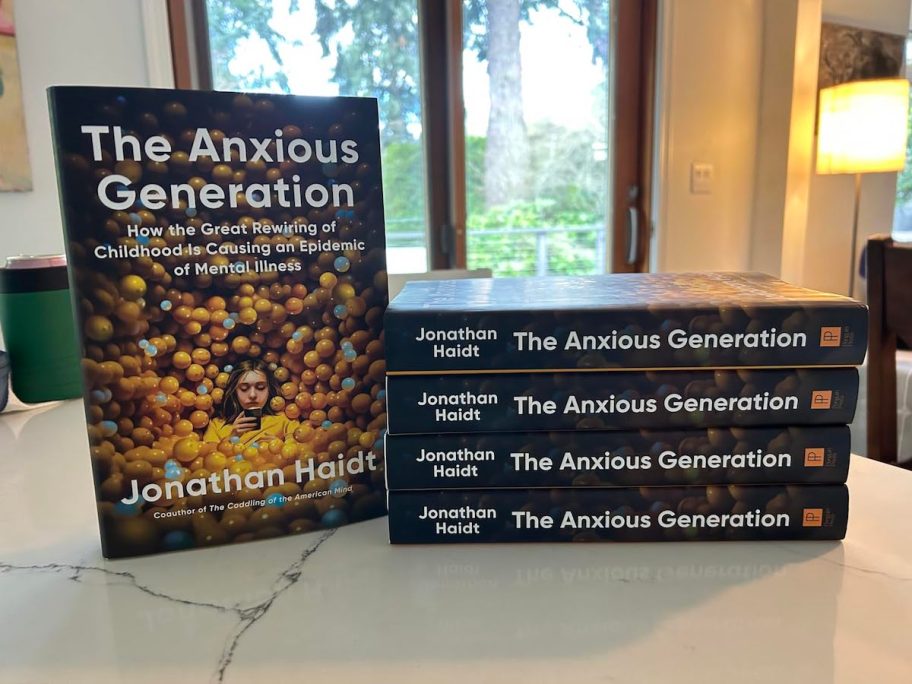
left=849, top=173, right=862, bottom=298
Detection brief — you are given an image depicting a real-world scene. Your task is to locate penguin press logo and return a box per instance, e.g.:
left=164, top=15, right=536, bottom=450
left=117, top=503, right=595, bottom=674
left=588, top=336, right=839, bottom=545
left=802, top=508, right=824, bottom=527
left=804, top=448, right=825, bottom=467
left=819, top=327, right=842, bottom=347
left=810, top=390, right=833, bottom=410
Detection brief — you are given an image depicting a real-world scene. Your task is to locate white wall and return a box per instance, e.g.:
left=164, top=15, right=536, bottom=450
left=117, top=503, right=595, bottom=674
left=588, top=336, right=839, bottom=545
left=803, top=0, right=912, bottom=297
left=0, top=0, right=151, bottom=263
left=653, top=0, right=764, bottom=272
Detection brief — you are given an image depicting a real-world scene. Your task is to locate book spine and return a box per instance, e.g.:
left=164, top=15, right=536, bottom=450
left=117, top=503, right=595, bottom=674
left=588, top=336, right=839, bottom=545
left=384, top=425, right=851, bottom=489
left=387, top=485, right=849, bottom=543
left=386, top=367, right=859, bottom=434
left=385, top=304, right=868, bottom=372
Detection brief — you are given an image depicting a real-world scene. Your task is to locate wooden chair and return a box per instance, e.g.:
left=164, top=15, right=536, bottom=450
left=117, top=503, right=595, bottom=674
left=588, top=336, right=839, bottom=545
left=866, top=235, right=912, bottom=467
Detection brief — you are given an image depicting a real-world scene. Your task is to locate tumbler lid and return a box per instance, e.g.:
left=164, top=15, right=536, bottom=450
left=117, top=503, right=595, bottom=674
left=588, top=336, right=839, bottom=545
left=5, top=254, right=67, bottom=270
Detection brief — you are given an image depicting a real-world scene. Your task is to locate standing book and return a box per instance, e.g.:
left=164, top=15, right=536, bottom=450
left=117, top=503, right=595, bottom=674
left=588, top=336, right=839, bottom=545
left=49, top=86, right=389, bottom=557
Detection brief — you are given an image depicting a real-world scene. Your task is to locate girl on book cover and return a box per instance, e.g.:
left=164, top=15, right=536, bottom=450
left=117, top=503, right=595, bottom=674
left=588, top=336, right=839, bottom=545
left=203, top=359, right=297, bottom=445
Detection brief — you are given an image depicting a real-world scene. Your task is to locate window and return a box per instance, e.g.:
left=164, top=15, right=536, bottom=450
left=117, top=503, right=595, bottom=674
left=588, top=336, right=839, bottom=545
left=895, top=32, right=912, bottom=241
left=176, top=0, right=653, bottom=274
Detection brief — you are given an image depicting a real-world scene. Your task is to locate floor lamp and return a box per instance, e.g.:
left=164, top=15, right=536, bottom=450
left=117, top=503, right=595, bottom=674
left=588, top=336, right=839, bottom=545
left=816, top=78, right=910, bottom=296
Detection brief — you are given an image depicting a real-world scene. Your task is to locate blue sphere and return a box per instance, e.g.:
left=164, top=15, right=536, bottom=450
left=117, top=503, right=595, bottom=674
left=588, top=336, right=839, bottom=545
left=321, top=508, right=348, bottom=528
left=223, top=317, right=236, bottom=330
left=265, top=492, right=284, bottom=507
left=114, top=500, right=141, bottom=517
left=341, top=377, right=355, bottom=390
left=329, top=479, right=349, bottom=498
left=321, top=420, right=333, bottom=430
left=160, top=300, right=173, bottom=311
left=197, top=385, right=208, bottom=395
left=162, top=530, right=194, bottom=550
left=138, top=339, right=149, bottom=349
left=334, top=256, right=351, bottom=273
left=100, top=420, right=118, bottom=437
left=343, top=349, right=357, bottom=362
left=333, top=304, right=348, bottom=320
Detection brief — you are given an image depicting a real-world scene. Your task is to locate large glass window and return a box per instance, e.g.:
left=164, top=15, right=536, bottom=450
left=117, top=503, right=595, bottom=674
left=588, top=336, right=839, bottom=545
left=462, top=0, right=611, bottom=276
left=206, top=0, right=429, bottom=273
left=200, top=0, right=645, bottom=274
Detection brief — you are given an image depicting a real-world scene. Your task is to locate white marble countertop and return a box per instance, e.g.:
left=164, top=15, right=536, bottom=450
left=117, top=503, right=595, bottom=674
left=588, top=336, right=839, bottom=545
left=1, top=400, right=910, bottom=683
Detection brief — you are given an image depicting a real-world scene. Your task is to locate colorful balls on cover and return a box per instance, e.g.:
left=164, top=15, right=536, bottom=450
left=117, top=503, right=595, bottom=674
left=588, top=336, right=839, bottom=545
left=334, top=256, right=350, bottom=273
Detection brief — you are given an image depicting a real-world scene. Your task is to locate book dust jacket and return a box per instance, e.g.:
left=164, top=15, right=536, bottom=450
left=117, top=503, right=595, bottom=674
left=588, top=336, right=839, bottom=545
left=49, top=87, right=388, bottom=557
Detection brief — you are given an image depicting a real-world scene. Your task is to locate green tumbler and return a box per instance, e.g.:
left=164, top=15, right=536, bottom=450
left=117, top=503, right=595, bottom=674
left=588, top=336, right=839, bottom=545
left=0, top=255, right=83, bottom=403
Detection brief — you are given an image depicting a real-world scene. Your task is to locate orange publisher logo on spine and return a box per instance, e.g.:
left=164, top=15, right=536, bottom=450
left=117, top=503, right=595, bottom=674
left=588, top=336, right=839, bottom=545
left=810, top=390, right=833, bottom=409
left=802, top=508, right=824, bottom=527
left=804, top=448, right=825, bottom=467
left=819, top=327, right=843, bottom=347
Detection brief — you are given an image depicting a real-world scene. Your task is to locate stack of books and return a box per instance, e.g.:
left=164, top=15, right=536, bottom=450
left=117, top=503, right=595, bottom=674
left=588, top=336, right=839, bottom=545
left=382, top=273, right=867, bottom=544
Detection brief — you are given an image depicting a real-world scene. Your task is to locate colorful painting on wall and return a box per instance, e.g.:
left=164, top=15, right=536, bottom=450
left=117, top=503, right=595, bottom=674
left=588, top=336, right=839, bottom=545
left=0, top=0, right=32, bottom=192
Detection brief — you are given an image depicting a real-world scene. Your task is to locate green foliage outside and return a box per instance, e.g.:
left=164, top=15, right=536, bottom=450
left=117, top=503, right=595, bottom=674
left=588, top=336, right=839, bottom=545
left=896, top=91, right=912, bottom=204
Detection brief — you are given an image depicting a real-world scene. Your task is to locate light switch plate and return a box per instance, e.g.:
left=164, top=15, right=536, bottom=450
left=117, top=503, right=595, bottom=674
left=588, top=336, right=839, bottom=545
left=691, top=162, right=714, bottom=194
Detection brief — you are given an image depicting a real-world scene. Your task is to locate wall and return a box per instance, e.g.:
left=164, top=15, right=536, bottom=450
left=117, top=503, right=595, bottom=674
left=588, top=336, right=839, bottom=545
left=802, top=0, right=911, bottom=297
left=0, top=0, right=151, bottom=263
left=652, top=0, right=764, bottom=272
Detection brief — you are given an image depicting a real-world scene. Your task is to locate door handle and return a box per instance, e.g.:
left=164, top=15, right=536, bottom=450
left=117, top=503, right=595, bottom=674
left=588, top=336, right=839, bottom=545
left=626, top=206, right=639, bottom=266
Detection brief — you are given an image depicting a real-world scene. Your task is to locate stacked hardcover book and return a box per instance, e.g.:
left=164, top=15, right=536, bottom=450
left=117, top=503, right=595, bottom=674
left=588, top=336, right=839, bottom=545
left=383, top=273, right=867, bottom=544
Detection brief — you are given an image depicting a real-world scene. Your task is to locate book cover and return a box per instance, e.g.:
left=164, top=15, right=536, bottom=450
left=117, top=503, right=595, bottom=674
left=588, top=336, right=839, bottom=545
left=49, top=86, right=388, bottom=557
left=388, top=485, right=849, bottom=543
left=385, top=273, right=868, bottom=372
left=384, top=425, right=851, bottom=489
left=386, top=367, right=858, bottom=434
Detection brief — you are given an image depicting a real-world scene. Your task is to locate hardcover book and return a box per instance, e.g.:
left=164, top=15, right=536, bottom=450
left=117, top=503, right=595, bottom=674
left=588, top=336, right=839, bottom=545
left=49, top=86, right=388, bottom=557
left=384, top=273, right=868, bottom=372
left=388, top=485, right=849, bottom=543
left=386, top=367, right=859, bottom=434
left=384, top=425, right=851, bottom=489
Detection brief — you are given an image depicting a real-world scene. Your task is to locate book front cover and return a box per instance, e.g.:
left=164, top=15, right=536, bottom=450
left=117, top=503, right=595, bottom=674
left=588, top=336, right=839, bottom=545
left=49, top=87, right=388, bottom=557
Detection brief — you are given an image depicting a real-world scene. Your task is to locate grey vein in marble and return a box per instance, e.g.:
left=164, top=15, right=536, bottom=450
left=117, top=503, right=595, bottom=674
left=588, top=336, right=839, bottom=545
left=0, top=527, right=337, bottom=683
left=215, top=529, right=336, bottom=682
left=0, top=561, right=236, bottom=613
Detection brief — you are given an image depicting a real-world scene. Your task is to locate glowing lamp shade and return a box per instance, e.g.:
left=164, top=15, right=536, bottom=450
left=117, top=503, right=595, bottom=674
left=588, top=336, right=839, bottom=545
left=816, top=78, right=910, bottom=175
